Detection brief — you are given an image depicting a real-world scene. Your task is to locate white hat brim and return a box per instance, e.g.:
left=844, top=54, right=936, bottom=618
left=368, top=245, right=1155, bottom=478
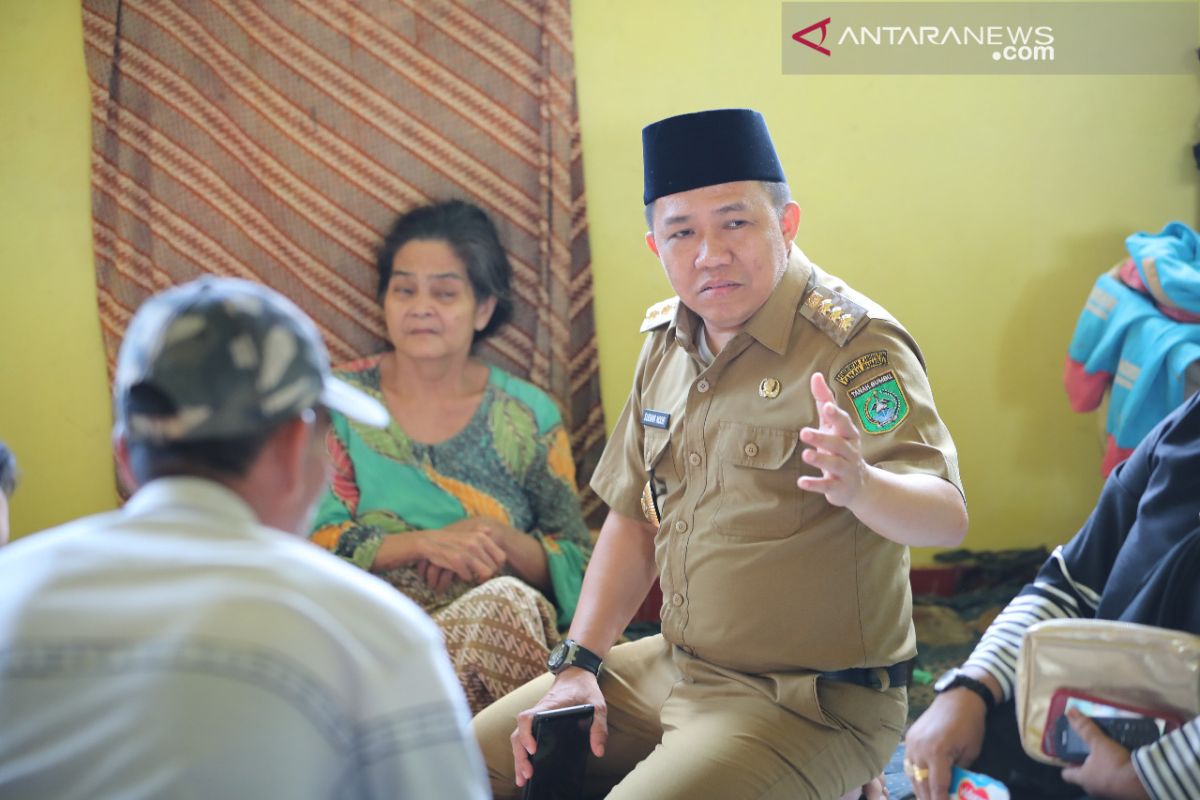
left=320, top=377, right=390, bottom=429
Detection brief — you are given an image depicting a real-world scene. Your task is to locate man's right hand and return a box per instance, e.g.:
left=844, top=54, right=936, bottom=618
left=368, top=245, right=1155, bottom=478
left=510, top=670, right=607, bottom=789
left=903, top=689, right=989, bottom=800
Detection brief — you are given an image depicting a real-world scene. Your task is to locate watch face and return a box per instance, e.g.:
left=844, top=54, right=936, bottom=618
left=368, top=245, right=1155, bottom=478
left=547, top=641, right=568, bottom=671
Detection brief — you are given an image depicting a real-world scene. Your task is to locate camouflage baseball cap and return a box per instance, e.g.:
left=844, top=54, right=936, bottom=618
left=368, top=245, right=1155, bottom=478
left=115, top=276, right=389, bottom=443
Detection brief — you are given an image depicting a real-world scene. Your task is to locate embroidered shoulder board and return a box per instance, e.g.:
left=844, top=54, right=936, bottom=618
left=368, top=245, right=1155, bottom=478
left=799, top=285, right=869, bottom=347
left=640, top=296, right=679, bottom=333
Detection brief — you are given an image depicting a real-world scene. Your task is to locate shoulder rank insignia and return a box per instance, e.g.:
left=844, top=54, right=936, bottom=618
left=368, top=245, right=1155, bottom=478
left=640, top=296, right=679, bottom=333
left=798, top=285, right=868, bottom=347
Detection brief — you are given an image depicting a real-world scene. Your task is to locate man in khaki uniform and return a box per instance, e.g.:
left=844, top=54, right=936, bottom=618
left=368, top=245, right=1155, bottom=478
left=472, top=108, right=968, bottom=799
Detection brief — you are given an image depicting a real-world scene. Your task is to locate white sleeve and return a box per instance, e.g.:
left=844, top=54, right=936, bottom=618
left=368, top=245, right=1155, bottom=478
left=1131, top=718, right=1200, bottom=800
left=961, top=548, right=1089, bottom=701
left=353, top=602, right=489, bottom=799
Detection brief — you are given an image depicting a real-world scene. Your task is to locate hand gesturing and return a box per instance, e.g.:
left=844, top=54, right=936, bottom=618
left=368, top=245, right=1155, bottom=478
left=797, top=372, right=868, bottom=508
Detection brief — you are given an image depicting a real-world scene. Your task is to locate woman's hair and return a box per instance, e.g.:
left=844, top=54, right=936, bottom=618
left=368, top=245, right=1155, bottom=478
left=375, top=200, right=514, bottom=341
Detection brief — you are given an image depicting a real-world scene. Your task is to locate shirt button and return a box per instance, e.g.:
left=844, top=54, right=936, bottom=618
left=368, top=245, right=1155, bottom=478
left=672, top=592, right=684, bottom=606
left=696, top=379, right=710, bottom=393
left=743, top=442, right=759, bottom=457
left=674, top=519, right=688, bottom=533
left=688, top=452, right=701, bottom=466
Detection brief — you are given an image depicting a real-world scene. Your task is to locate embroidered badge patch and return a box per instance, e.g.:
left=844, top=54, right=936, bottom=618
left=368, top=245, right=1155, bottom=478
left=847, top=370, right=909, bottom=434
left=641, top=409, right=670, bottom=429
left=834, top=350, right=888, bottom=386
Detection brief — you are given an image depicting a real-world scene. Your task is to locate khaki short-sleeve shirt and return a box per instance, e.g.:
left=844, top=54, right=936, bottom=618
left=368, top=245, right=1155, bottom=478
left=592, top=247, right=963, bottom=678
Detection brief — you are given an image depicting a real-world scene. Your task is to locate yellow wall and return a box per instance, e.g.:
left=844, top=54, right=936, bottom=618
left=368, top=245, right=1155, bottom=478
left=572, top=2, right=1196, bottom=564
left=0, top=2, right=116, bottom=537
left=2, top=2, right=1196, bottom=565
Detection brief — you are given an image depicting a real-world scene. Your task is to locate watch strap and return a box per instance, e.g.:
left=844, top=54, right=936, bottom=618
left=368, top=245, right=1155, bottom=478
left=551, top=639, right=603, bottom=677
left=938, top=672, right=996, bottom=711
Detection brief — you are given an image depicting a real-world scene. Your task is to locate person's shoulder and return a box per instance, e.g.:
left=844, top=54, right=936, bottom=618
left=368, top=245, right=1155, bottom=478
left=798, top=264, right=878, bottom=347
left=0, top=512, right=120, bottom=564
left=1142, top=384, right=1200, bottom=459
left=799, top=262, right=912, bottom=349
left=326, top=355, right=386, bottom=431
left=331, top=353, right=385, bottom=384
left=489, top=366, right=563, bottom=431
left=640, top=296, right=679, bottom=334
left=267, top=536, right=441, bottom=645
left=1176, top=386, right=1200, bottom=422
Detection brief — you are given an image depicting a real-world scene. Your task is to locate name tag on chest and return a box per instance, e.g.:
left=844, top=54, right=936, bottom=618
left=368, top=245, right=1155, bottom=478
left=641, top=409, right=671, bottom=429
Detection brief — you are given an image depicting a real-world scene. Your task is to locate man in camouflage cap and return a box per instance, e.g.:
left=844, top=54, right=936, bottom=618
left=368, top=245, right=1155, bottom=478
left=0, top=277, right=489, bottom=799
left=113, top=276, right=388, bottom=447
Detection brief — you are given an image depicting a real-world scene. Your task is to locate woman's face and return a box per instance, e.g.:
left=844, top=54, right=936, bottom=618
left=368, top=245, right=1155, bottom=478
left=383, top=239, right=496, bottom=362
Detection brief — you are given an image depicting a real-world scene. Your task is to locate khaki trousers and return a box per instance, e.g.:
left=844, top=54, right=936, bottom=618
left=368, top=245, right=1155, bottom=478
left=471, top=635, right=906, bottom=800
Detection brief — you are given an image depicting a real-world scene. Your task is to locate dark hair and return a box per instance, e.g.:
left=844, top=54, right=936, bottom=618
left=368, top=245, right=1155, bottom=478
left=375, top=200, right=514, bottom=340
left=124, top=434, right=277, bottom=487
left=121, top=383, right=279, bottom=485
left=0, top=442, right=17, bottom=498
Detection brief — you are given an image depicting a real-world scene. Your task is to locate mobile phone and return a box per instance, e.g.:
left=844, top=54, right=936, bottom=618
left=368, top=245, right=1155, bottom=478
left=1052, top=713, right=1164, bottom=762
left=1041, top=688, right=1182, bottom=763
left=522, top=703, right=594, bottom=800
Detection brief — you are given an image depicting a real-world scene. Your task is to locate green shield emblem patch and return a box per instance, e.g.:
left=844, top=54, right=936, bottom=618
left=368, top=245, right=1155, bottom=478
left=848, top=370, right=910, bottom=434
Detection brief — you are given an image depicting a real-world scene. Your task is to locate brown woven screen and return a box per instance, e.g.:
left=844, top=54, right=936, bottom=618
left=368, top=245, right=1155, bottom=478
left=82, top=0, right=606, bottom=520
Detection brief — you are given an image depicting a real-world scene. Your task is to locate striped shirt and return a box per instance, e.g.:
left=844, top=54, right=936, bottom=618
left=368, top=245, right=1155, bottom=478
left=964, top=391, right=1200, bottom=800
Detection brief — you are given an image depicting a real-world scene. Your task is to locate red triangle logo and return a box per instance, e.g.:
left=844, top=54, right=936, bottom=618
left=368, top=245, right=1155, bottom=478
left=792, top=17, right=832, bottom=56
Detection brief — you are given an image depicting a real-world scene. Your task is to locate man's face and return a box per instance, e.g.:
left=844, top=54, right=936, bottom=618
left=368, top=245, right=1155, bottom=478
left=647, top=181, right=799, bottom=343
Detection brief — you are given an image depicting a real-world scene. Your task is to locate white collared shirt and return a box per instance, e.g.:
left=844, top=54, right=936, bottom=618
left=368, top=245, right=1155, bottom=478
left=0, top=477, right=488, bottom=799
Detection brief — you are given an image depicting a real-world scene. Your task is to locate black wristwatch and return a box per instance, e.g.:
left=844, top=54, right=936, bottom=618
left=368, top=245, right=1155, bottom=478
left=547, top=639, right=604, bottom=677
left=934, top=668, right=997, bottom=711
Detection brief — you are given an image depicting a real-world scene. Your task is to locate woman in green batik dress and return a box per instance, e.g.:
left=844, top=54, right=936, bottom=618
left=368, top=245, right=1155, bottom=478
left=310, top=201, right=591, bottom=713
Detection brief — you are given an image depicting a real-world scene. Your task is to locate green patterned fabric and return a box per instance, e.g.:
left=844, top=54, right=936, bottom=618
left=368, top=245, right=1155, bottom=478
left=310, top=356, right=591, bottom=627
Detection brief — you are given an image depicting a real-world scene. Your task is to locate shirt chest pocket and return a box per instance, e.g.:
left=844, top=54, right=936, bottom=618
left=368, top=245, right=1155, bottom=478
left=714, top=421, right=803, bottom=537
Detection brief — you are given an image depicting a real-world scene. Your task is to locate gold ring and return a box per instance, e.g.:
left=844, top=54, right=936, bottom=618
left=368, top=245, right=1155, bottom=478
left=911, top=765, right=929, bottom=782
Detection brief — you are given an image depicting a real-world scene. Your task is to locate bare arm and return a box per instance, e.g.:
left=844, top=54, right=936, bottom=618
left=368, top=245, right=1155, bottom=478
left=904, top=665, right=1003, bottom=800
left=567, top=509, right=659, bottom=655
left=509, top=509, right=658, bottom=787
left=488, top=521, right=550, bottom=590
left=844, top=467, right=968, bottom=547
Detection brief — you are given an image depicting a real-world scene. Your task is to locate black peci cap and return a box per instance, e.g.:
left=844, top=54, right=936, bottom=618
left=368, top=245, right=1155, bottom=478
left=642, top=108, right=786, bottom=205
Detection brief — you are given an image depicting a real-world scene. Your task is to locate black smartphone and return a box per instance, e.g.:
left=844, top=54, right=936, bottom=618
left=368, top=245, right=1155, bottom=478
left=522, top=703, right=594, bottom=800
left=1052, top=713, right=1165, bottom=763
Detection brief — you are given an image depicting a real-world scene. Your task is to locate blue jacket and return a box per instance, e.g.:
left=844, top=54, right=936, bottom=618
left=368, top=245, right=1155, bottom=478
left=1066, top=271, right=1200, bottom=450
